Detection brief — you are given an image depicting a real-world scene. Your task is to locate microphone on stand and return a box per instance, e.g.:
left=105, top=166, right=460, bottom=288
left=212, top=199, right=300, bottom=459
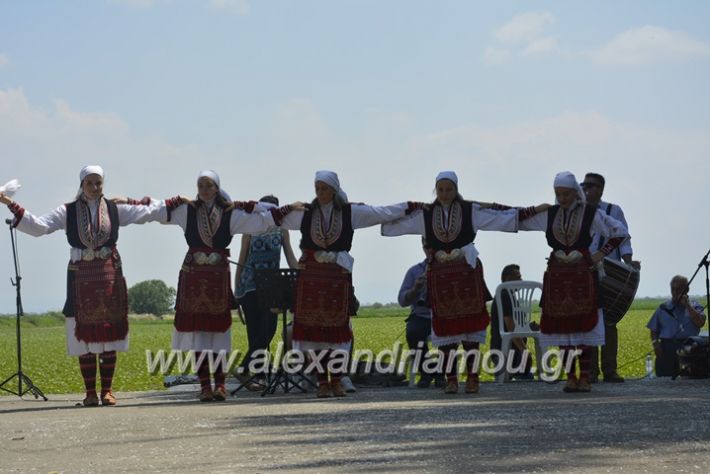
left=5, top=218, right=13, bottom=225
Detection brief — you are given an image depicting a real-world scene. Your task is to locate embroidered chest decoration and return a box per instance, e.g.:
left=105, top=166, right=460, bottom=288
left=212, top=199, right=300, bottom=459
left=76, top=199, right=111, bottom=249
left=432, top=202, right=463, bottom=244
left=310, top=206, right=343, bottom=248
left=552, top=204, right=585, bottom=247
left=197, top=204, right=223, bottom=248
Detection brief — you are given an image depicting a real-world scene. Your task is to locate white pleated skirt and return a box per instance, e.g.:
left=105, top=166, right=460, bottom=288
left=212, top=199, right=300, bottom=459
left=65, top=317, right=129, bottom=356
left=171, top=328, right=232, bottom=352
left=539, top=309, right=606, bottom=348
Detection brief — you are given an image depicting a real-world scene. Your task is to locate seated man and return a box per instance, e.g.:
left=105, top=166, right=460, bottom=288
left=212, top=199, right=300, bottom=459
left=398, top=244, right=445, bottom=388
left=489, top=264, right=536, bottom=380
left=647, top=275, right=707, bottom=377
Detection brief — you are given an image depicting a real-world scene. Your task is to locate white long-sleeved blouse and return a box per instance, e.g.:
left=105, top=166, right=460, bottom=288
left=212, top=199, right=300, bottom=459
left=279, top=201, right=410, bottom=272
left=158, top=201, right=277, bottom=237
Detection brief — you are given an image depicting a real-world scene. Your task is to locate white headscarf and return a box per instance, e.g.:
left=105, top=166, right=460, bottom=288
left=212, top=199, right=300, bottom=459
left=76, top=165, right=105, bottom=199
left=435, top=171, right=458, bottom=187
left=80, top=165, right=104, bottom=182
left=553, top=171, right=585, bottom=204
left=314, top=170, right=348, bottom=202
left=197, top=170, right=232, bottom=202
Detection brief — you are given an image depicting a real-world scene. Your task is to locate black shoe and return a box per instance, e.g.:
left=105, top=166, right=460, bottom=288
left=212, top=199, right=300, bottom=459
left=603, top=372, right=625, bottom=383
left=433, top=376, right=447, bottom=388
left=416, top=375, right=433, bottom=388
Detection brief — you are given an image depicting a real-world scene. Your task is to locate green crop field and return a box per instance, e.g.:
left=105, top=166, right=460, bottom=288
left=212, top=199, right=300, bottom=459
left=0, top=300, right=693, bottom=395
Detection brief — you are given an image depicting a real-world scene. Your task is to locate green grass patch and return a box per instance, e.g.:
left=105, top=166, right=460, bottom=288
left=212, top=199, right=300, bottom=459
left=0, top=301, right=664, bottom=395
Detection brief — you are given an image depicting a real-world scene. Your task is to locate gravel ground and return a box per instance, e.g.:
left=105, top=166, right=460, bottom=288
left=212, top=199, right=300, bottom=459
left=1, top=377, right=710, bottom=473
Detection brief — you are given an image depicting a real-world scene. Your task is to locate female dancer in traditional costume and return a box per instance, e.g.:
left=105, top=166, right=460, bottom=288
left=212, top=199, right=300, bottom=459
left=159, top=171, right=299, bottom=402
left=277, top=170, right=418, bottom=398
left=0, top=165, right=163, bottom=406
left=382, top=171, right=548, bottom=394
left=518, top=171, right=628, bottom=392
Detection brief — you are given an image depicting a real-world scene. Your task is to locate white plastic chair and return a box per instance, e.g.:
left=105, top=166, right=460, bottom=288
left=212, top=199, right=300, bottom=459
left=494, top=280, right=544, bottom=383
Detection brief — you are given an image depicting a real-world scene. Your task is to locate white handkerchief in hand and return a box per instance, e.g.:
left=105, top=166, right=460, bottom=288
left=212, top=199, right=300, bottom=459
left=0, top=179, right=21, bottom=197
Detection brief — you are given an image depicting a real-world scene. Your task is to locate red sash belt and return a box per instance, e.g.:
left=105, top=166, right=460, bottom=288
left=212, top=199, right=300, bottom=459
left=70, top=248, right=129, bottom=343
left=293, top=252, right=353, bottom=343
left=541, top=254, right=598, bottom=334
left=174, top=247, right=233, bottom=333
left=428, top=258, right=490, bottom=337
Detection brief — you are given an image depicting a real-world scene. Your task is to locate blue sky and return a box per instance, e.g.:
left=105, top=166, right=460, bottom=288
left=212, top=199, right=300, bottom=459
left=1, top=1, right=710, bottom=312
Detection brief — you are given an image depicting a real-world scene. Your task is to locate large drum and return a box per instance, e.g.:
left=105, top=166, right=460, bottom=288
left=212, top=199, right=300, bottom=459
left=598, top=257, right=640, bottom=325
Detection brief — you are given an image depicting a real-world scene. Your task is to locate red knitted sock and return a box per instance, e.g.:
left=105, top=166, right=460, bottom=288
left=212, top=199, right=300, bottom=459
left=196, top=352, right=212, bottom=391
left=578, top=345, right=592, bottom=380
left=99, top=351, right=117, bottom=395
left=78, top=354, right=97, bottom=395
left=461, top=341, right=480, bottom=378
left=439, top=344, right=459, bottom=382
left=561, top=345, right=577, bottom=380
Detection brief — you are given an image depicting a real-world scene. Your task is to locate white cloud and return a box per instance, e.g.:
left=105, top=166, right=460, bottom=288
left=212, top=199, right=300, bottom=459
left=486, top=12, right=558, bottom=61
left=521, top=36, right=559, bottom=57
left=210, top=0, right=250, bottom=15
left=488, top=16, right=710, bottom=65
left=52, top=99, right=128, bottom=132
left=482, top=46, right=511, bottom=64
left=409, top=111, right=710, bottom=301
left=0, top=54, right=8, bottom=68
left=593, top=25, right=710, bottom=64
left=494, top=11, right=555, bottom=44
left=0, top=88, right=210, bottom=313
left=1, top=88, right=709, bottom=311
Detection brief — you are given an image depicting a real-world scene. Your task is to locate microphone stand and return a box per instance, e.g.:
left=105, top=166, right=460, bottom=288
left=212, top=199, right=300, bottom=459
left=684, top=249, right=710, bottom=319
left=0, top=219, right=47, bottom=399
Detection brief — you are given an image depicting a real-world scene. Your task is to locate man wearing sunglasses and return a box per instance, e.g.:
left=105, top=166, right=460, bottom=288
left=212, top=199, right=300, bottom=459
left=582, top=172, right=637, bottom=383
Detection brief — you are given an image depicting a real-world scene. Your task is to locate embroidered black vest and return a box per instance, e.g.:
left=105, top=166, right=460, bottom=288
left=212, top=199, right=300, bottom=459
left=545, top=203, right=596, bottom=251
left=65, top=199, right=119, bottom=249
left=423, top=200, right=475, bottom=251
left=299, top=203, right=354, bottom=252
left=184, top=205, right=234, bottom=249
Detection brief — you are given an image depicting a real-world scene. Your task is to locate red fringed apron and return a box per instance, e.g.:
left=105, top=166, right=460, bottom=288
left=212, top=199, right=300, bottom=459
left=174, top=248, right=232, bottom=332
left=71, top=249, right=129, bottom=343
left=293, top=255, right=353, bottom=344
left=428, top=258, right=490, bottom=336
left=541, top=255, right=598, bottom=334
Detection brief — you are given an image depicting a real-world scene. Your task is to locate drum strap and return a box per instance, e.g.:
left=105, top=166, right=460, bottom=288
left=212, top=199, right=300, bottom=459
left=596, top=203, right=614, bottom=252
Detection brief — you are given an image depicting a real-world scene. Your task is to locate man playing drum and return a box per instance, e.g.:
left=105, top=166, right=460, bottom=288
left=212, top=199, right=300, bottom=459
left=582, top=172, right=638, bottom=383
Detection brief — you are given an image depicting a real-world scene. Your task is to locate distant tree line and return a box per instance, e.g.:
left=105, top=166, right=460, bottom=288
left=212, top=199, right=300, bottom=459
left=128, top=280, right=176, bottom=317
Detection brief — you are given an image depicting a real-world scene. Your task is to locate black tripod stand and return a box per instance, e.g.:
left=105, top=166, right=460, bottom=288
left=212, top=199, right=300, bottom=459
left=685, top=248, right=710, bottom=332
left=0, top=219, right=47, bottom=400
left=253, top=269, right=315, bottom=396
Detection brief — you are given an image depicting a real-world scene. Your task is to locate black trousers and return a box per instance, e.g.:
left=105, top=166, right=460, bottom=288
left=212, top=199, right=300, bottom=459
left=590, top=322, right=619, bottom=378
left=406, top=315, right=443, bottom=377
left=655, top=339, right=684, bottom=377
left=238, top=291, right=278, bottom=371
